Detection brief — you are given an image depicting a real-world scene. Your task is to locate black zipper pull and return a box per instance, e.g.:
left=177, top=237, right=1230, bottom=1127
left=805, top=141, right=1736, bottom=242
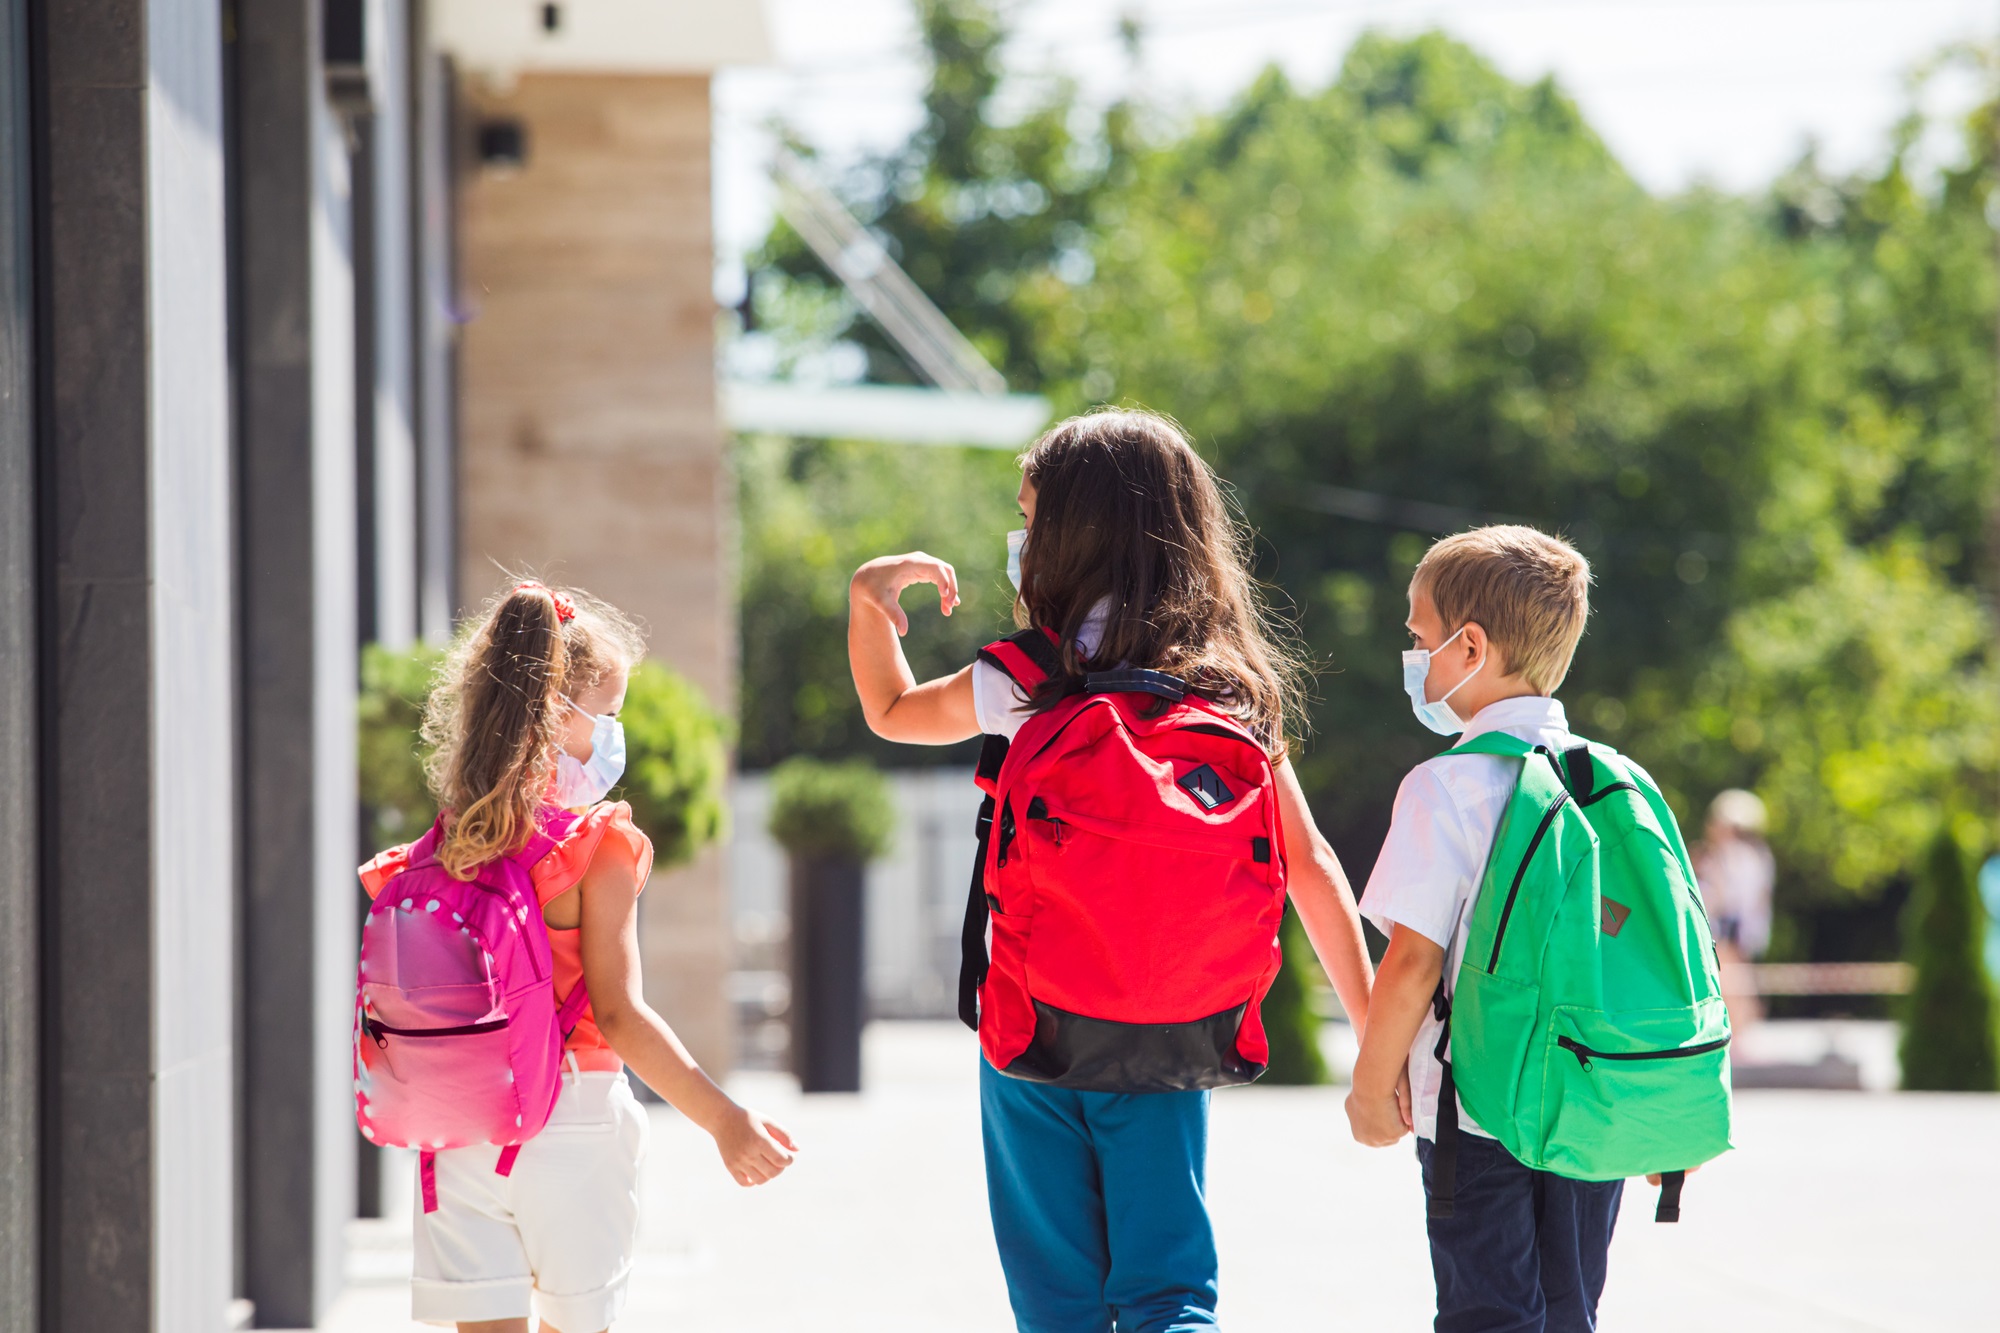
left=1558, top=1036, right=1593, bottom=1071
left=366, top=1017, right=387, bottom=1049
left=997, top=798, right=1017, bottom=867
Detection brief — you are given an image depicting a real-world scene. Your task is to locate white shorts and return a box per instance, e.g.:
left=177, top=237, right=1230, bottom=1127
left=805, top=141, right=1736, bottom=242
left=412, top=1071, right=649, bottom=1330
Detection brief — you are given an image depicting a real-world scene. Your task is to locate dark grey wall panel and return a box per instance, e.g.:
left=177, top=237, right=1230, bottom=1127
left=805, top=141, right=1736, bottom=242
left=33, top=0, right=156, bottom=1318
left=0, top=0, right=33, bottom=1322
left=235, top=0, right=358, bottom=1321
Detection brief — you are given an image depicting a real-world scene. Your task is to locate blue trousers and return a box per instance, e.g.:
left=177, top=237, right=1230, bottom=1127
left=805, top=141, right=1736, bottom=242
left=1417, top=1134, right=1623, bottom=1333
left=980, top=1059, right=1219, bottom=1333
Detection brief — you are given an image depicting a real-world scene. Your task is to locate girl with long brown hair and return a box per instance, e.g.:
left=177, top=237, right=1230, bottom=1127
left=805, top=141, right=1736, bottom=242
left=364, top=580, right=794, bottom=1333
left=848, top=409, right=1378, bottom=1332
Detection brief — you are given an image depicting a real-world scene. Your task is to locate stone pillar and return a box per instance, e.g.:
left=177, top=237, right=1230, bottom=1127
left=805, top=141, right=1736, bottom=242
left=32, top=0, right=236, bottom=1327
left=456, top=72, right=735, bottom=1075
left=234, top=0, right=358, bottom=1321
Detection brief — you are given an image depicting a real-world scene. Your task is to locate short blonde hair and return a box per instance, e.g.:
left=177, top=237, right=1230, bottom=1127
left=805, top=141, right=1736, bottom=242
left=1411, top=525, right=1591, bottom=693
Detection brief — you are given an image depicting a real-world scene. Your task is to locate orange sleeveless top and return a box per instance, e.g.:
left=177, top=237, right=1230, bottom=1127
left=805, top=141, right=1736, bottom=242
left=359, top=801, right=654, bottom=1073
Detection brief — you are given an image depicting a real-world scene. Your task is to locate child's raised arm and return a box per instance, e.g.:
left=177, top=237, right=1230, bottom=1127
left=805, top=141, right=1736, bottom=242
left=849, top=551, right=981, bottom=745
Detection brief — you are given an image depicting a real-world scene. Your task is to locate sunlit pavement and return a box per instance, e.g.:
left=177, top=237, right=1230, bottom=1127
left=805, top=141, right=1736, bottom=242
left=320, top=1021, right=1994, bottom=1332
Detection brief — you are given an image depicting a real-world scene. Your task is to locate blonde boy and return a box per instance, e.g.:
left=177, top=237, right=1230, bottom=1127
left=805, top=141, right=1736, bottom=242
left=1344, top=525, right=1613, bottom=1333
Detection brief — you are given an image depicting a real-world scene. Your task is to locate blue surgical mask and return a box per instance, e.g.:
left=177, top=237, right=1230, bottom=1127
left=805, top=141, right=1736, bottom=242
left=1402, top=625, right=1484, bottom=736
left=1006, top=528, right=1027, bottom=591
left=552, top=697, right=627, bottom=807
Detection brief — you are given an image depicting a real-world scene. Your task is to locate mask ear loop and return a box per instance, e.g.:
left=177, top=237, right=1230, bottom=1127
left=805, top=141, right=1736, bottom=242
left=1433, top=625, right=1485, bottom=705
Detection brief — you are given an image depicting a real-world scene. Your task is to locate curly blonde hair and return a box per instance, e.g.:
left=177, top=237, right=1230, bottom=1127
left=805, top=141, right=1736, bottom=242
left=422, top=580, right=645, bottom=879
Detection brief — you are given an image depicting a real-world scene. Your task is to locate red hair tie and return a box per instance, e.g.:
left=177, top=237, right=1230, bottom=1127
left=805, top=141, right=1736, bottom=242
left=515, top=581, right=576, bottom=624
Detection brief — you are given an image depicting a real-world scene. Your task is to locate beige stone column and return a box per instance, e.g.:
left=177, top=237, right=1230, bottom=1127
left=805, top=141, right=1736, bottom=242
left=456, top=72, right=735, bottom=1075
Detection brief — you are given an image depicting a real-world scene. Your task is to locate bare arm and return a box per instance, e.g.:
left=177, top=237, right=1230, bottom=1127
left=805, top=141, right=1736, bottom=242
left=848, top=553, right=981, bottom=745
left=1272, top=757, right=1374, bottom=1038
left=1346, top=924, right=1442, bottom=1146
left=578, top=855, right=796, bottom=1186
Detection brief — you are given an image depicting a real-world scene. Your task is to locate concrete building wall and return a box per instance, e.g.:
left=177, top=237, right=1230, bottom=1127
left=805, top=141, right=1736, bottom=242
left=455, top=72, right=735, bottom=1073
left=367, top=0, right=421, bottom=650
left=146, top=3, right=237, bottom=1325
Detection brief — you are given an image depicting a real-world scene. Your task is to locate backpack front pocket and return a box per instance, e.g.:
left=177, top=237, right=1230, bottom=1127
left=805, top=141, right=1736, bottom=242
left=1448, top=965, right=1542, bottom=1149
left=1539, top=1002, right=1733, bottom=1180
left=357, top=1013, right=525, bottom=1149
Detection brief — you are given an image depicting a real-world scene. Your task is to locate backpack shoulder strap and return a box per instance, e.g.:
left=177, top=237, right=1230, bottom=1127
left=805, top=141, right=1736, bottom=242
left=962, top=629, right=1059, bottom=1032
left=977, top=626, right=1062, bottom=691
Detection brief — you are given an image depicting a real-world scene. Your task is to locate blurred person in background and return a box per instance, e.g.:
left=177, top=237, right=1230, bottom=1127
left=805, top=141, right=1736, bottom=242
left=1694, top=789, right=1775, bottom=1028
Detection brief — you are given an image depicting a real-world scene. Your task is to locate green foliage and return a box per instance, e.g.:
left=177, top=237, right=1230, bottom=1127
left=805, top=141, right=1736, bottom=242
left=753, top=0, right=1134, bottom=388
left=1019, top=30, right=2000, bottom=909
left=1899, top=823, right=1999, bottom=1091
left=357, top=641, right=445, bottom=853
left=615, top=661, right=731, bottom=871
left=355, top=641, right=728, bottom=871
left=737, top=434, right=1022, bottom=769
left=1260, top=906, right=1328, bottom=1086
left=767, top=757, right=897, bottom=864
left=743, top=23, right=2000, bottom=940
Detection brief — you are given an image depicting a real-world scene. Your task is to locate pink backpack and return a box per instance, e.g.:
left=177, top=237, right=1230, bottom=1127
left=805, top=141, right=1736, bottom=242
left=354, top=808, right=587, bottom=1211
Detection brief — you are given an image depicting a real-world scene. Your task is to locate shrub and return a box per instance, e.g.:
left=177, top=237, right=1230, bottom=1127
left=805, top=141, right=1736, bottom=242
left=1898, top=824, right=1999, bottom=1091
left=1260, top=906, right=1328, bottom=1085
left=766, top=757, right=896, bottom=864
left=616, top=661, right=730, bottom=870
left=357, top=641, right=445, bottom=853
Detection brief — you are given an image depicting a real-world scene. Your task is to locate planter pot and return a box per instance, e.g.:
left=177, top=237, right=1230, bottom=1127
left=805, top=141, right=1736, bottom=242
left=789, top=854, right=866, bottom=1092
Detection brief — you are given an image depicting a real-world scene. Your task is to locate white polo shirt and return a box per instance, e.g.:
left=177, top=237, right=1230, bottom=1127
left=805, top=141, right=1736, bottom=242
left=1358, top=695, right=1578, bottom=1142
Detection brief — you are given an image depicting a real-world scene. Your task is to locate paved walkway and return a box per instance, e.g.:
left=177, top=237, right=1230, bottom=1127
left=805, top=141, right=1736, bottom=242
left=322, top=1022, right=1994, bottom=1332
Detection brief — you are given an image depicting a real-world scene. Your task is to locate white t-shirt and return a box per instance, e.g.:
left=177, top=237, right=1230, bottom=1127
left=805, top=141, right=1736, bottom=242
left=970, top=601, right=1110, bottom=739
left=1358, top=695, right=1578, bottom=1142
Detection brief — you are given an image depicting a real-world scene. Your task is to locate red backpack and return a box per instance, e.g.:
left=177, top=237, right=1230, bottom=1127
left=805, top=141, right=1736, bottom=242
left=959, top=627, right=1289, bottom=1092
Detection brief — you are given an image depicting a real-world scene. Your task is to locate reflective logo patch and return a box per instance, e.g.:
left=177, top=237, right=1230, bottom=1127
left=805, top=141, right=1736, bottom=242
left=1601, top=896, right=1632, bottom=937
left=1178, top=764, right=1234, bottom=810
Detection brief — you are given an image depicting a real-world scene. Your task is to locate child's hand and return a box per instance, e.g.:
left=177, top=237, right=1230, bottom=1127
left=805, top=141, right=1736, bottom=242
left=710, top=1104, right=798, bottom=1187
left=1345, top=1078, right=1412, bottom=1148
left=851, top=553, right=960, bottom=635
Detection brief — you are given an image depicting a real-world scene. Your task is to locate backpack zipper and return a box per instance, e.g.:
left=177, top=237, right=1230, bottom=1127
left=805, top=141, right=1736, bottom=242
left=1556, top=1033, right=1730, bottom=1072
left=1486, top=791, right=1570, bottom=972
left=364, top=1016, right=507, bottom=1048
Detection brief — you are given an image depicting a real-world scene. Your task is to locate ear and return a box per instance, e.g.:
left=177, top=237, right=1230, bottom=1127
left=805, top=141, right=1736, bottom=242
left=1457, top=620, right=1491, bottom=666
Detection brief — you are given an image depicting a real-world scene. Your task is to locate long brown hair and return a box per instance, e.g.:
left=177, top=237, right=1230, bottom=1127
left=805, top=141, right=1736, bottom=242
left=1017, top=409, right=1304, bottom=753
left=423, top=580, right=645, bottom=879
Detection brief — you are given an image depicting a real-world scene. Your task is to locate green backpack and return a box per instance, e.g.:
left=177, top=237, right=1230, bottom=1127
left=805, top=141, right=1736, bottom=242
left=1430, top=731, right=1733, bottom=1224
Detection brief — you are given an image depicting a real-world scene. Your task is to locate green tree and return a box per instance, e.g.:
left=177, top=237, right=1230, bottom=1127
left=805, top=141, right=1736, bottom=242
left=1899, top=823, right=1999, bottom=1090
left=736, top=433, right=1022, bottom=770
left=744, top=25, right=2000, bottom=950
left=1022, top=30, right=1999, bottom=915
left=753, top=0, right=1133, bottom=388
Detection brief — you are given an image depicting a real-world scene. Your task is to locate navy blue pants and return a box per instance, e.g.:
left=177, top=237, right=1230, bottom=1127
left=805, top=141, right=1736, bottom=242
left=1417, top=1134, right=1623, bottom=1333
left=980, top=1059, right=1219, bottom=1333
